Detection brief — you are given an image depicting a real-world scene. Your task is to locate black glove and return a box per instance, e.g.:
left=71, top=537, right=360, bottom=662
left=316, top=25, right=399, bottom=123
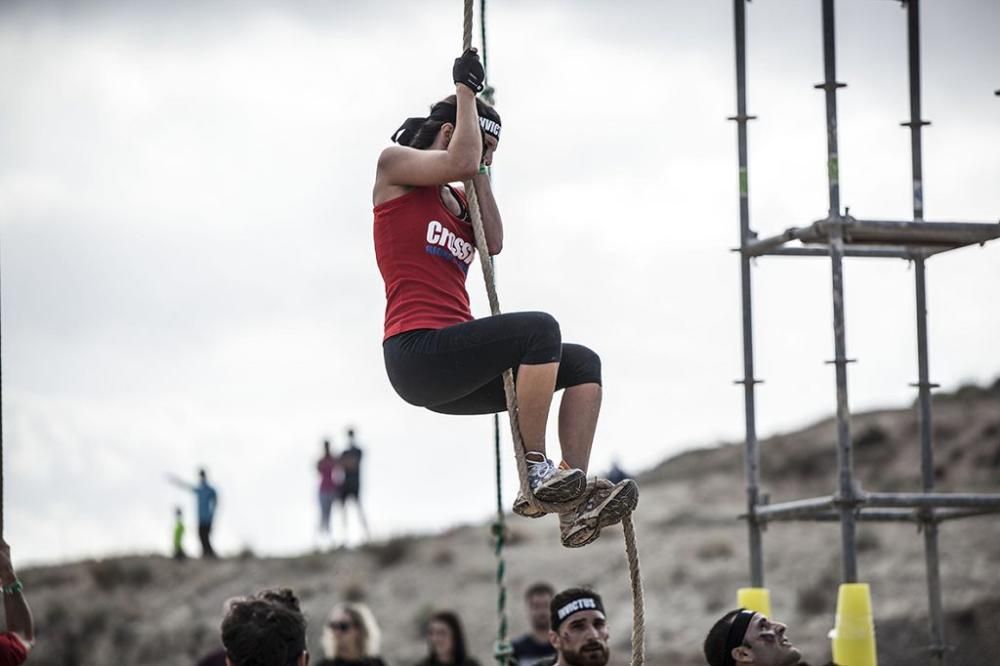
left=453, top=48, right=485, bottom=93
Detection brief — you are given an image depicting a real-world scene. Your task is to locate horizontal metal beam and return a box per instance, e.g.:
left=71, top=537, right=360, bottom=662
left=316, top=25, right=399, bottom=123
left=766, top=509, right=919, bottom=523
left=747, top=506, right=1000, bottom=524
left=935, top=507, right=1000, bottom=523
left=754, top=496, right=835, bottom=519
left=802, top=218, right=1000, bottom=247
left=757, top=246, right=915, bottom=259
left=865, top=492, right=1000, bottom=509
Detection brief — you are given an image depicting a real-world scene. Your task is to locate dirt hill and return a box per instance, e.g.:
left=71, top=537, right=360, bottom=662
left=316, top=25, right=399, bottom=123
left=18, top=384, right=1000, bottom=665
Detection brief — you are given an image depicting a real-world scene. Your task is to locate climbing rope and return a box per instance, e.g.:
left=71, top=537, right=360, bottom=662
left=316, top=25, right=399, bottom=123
left=461, top=2, right=645, bottom=663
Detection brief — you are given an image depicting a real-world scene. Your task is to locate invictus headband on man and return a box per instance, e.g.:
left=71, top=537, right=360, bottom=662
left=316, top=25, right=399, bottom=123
left=550, top=591, right=606, bottom=632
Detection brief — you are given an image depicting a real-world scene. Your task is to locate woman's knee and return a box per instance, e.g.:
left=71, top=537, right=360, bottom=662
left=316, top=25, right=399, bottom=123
left=559, top=343, right=602, bottom=387
left=520, top=311, right=561, bottom=364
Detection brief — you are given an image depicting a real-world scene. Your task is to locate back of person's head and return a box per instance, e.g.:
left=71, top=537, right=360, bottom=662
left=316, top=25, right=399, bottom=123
left=221, top=588, right=307, bottom=666
left=199, top=468, right=208, bottom=481
left=427, top=610, right=468, bottom=664
left=321, top=602, right=382, bottom=659
left=392, top=96, right=501, bottom=150
left=704, top=609, right=747, bottom=666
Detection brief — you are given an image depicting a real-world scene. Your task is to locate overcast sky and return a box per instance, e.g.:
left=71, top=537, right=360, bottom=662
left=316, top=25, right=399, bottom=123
left=1, top=0, right=998, bottom=565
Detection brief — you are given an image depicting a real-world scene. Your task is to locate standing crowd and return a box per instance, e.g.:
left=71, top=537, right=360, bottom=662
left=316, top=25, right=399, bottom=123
left=204, top=580, right=825, bottom=666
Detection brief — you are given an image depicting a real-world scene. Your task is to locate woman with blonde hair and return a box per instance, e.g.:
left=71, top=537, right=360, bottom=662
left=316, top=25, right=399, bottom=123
left=318, top=602, right=387, bottom=666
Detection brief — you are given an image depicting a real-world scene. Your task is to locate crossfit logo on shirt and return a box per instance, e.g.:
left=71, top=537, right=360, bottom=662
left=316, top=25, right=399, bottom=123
left=426, top=220, right=475, bottom=272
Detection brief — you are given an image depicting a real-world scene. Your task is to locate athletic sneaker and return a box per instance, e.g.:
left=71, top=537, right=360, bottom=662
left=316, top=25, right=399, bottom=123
left=559, top=478, right=639, bottom=548
left=520, top=454, right=587, bottom=508
left=512, top=491, right=546, bottom=519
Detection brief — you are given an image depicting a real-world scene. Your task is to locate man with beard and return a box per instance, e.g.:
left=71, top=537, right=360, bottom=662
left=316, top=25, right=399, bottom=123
left=704, top=609, right=834, bottom=666
left=534, top=587, right=611, bottom=666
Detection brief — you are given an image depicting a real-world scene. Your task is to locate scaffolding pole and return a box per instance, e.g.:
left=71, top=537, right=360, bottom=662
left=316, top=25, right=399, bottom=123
left=731, top=0, right=764, bottom=589
left=818, top=0, right=860, bottom=585
left=904, top=0, right=947, bottom=660
left=729, top=1, right=998, bottom=660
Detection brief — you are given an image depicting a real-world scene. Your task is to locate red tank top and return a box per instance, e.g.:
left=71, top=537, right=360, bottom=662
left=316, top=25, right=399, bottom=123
left=374, top=186, right=476, bottom=339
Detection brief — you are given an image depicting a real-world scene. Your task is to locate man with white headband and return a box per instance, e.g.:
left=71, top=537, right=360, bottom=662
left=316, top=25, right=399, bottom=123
left=534, top=587, right=610, bottom=666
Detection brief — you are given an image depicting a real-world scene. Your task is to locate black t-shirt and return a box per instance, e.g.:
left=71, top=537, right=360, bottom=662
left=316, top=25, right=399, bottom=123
left=341, top=446, right=363, bottom=487
left=510, top=634, right=556, bottom=666
left=316, top=658, right=387, bottom=666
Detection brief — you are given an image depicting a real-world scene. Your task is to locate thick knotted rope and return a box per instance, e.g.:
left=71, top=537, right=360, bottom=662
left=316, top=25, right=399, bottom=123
left=461, top=2, right=645, bottom=664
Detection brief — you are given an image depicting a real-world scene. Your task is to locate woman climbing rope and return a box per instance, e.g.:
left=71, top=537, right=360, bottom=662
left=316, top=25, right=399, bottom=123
left=372, top=48, right=637, bottom=548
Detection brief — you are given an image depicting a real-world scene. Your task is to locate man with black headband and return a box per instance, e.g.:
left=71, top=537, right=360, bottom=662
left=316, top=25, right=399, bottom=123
left=221, top=588, right=308, bottom=666
left=704, top=609, right=827, bottom=666
left=532, top=588, right=610, bottom=666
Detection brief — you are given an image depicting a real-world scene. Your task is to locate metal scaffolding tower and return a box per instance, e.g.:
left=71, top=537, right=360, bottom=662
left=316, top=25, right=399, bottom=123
left=730, top=0, right=1000, bottom=662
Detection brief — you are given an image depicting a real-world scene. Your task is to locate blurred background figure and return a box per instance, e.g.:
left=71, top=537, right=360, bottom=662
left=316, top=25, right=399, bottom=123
left=169, top=468, right=219, bottom=558
left=604, top=458, right=629, bottom=485
left=173, top=506, right=187, bottom=560
left=317, top=438, right=343, bottom=548
left=511, top=582, right=556, bottom=666
left=0, top=540, right=34, bottom=666
left=418, top=610, right=480, bottom=666
left=339, top=427, right=370, bottom=544
left=318, top=601, right=386, bottom=666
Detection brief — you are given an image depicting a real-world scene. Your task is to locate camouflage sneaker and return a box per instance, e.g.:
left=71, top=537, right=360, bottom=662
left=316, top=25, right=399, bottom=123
left=512, top=491, right=546, bottom=519
left=558, top=478, right=639, bottom=548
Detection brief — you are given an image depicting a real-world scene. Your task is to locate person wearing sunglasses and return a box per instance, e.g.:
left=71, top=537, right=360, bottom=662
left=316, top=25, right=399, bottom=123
left=318, top=603, right=386, bottom=666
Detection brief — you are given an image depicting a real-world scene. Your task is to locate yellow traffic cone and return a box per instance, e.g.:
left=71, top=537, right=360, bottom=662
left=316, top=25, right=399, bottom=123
left=829, top=583, right=878, bottom=666
left=737, top=587, right=772, bottom=616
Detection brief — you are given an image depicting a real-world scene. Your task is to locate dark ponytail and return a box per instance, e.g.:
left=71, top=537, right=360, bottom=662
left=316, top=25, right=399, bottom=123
left=392, top=95, right=501, bottom=150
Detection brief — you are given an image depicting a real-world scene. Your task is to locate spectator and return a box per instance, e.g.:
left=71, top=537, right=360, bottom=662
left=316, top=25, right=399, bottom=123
left=221, top=588, right=308, bottom=666
left=339, top=428, right=370, bottom=543
left=0, top=540, right=34, bottom=666
left=418, top=610, right=480, bottom=666
left=318, top=602, right=386, bottom=666
left=510, top=582, right=557, bottom=666
left=536, top=587, right=610, bottom=666
left=317, top=439, right=342, bottom=542
left=605, top=460, right=628, bottom=485
left=170, top=468, right=219, bottom=558
left=173, top=506, right=187, bottom=560
left=704, top=608, right=830, bottom=666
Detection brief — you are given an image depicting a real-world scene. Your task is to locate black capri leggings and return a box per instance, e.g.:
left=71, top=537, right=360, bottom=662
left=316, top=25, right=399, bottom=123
left=383, top=311, right=602, bottom=416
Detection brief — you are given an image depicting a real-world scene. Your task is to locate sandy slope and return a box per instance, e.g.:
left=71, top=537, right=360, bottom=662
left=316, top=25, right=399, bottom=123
left=18, top=387, right=1000, bottom=665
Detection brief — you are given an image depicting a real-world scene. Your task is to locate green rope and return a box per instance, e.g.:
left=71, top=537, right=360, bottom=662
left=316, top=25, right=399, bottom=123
left=492, top=413, right=512, bottom=664
left=473, top=0, right=511, bottom=660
